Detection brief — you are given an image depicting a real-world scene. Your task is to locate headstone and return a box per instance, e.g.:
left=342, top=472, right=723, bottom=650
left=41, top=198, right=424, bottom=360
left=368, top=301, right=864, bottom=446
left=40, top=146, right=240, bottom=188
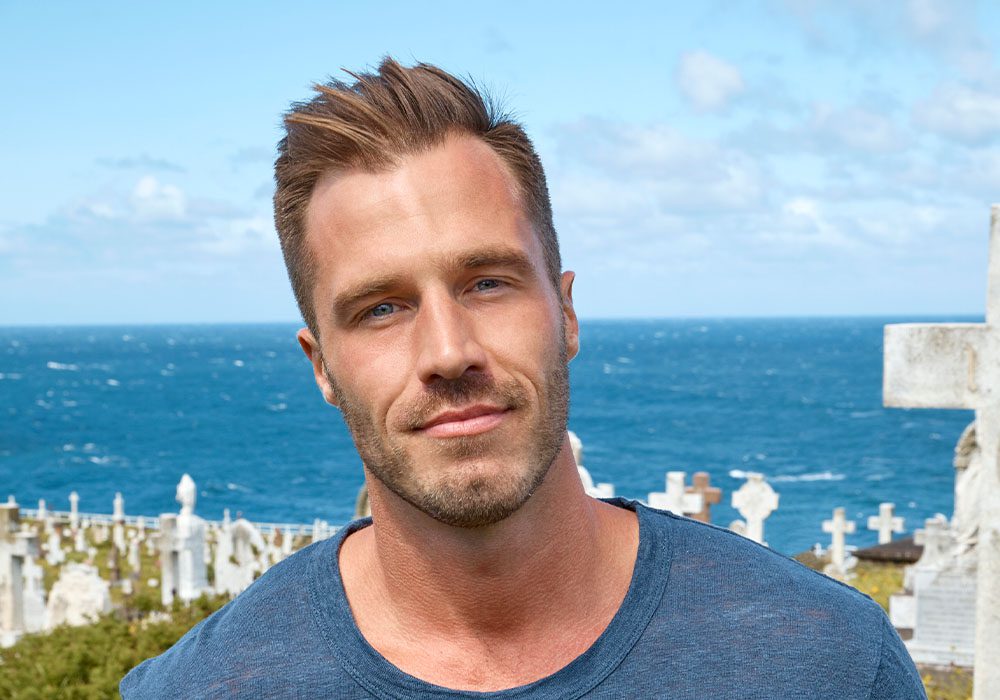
left=21, top=555, right=46, bottom=633
left=281, top=527, right=293, bottom=558
left=127, top=536, right=140, bottom=573
left=45, top=563, right=111, bottom=628
left=112, top=492, right=126, bottom=555
left=822, top=506, right=857, bottom=578
left=44, top=530, right=65, bottom=566
left=135, top=515, right=146, bottom=540
left=867, top=502, right=905, bottom=545
left=730, top=473, right=779, bottom=546
left=214, top=518, right=265, bottom=597
left=569, top=431, right=615, bottom=498
left=159, top=474, right=211, bottom=606
left=73, top=527, right=86, bottom=553
left=882, top=206, right=1000, bottom=695
left=68, top=491, right=79, bottom=533
left=648, top=472, right=704, bottom=517
left=889, top=516, right=976, bottom=667
left=686, top=472, right=722, bottom=523
left=0, top=502, right=38, bottom=646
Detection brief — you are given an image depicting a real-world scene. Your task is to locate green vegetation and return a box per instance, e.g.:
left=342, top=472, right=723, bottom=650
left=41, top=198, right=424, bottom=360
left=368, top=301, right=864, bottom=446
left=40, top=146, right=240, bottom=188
left=0, top=595, right=227, bottom=700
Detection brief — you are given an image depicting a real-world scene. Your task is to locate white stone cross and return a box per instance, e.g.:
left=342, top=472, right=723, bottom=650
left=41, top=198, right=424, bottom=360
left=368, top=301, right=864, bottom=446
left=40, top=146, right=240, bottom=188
left=822, top=506, right=856, bottom=572
left=648, top=472, right=704, bottom=517
left=731, top=473, right=779, bottom=546
left=883, top=205, right=1000, bottom=699
left=867, top=502, right=905, bottom=545
left=68, top=491, right=79, bottom=533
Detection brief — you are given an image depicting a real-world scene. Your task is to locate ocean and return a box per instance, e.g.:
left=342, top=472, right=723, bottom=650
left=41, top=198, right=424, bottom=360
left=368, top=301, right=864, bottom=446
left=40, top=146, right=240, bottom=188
left=0, top=318, right=975, bottom=554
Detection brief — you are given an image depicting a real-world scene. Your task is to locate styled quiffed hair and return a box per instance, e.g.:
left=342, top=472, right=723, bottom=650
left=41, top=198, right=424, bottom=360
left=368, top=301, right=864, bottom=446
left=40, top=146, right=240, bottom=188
left=273, top=57, right=560, bottom=338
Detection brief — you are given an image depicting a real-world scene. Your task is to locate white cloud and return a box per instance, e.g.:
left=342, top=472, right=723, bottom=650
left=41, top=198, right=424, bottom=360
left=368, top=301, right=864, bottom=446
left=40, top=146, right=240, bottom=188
left=676, top=50, right=745, bottom=112
left=914, top=84, right=1000, bottom=143
left=555, top=120, right=765, bottom=213
left=132, top=175, right=187, bottom=221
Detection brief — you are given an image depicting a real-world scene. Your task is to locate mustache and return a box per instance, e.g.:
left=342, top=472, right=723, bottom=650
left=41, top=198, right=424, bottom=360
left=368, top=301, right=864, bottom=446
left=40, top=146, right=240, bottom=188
left=397, top=373, right=528, bottom=431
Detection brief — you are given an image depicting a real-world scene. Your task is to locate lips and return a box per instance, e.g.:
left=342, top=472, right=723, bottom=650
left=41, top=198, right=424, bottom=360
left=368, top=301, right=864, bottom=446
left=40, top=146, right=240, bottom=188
left=417, top=404, right=509, bottom=438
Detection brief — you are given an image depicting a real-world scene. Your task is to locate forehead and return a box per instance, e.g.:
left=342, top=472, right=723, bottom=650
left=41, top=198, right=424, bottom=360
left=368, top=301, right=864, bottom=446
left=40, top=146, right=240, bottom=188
left=303, top=135, right=542, bottom=293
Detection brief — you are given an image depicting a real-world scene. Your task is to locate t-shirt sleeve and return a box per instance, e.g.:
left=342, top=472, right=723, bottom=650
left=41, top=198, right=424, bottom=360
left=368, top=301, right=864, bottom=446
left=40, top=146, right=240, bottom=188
left=867, top=614, right=927, bottom=700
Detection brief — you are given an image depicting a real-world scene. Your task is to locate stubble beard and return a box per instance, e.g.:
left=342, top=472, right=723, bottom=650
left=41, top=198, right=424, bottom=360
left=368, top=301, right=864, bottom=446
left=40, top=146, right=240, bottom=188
left=327, top=338, right=570, bottom=528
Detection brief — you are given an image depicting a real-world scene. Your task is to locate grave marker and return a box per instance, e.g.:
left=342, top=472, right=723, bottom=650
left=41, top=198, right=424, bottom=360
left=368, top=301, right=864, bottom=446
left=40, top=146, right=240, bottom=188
left=883, top=204, right=1000, bottom=698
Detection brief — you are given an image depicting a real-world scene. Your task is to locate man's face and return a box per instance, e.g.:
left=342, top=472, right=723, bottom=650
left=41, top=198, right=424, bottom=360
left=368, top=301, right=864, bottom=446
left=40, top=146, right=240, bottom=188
left=299, top=135, right=579, bottom=528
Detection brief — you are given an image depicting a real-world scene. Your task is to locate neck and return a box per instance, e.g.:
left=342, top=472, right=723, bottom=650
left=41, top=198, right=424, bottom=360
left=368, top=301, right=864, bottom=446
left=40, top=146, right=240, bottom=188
left=338, top=439, right=639, bottom=683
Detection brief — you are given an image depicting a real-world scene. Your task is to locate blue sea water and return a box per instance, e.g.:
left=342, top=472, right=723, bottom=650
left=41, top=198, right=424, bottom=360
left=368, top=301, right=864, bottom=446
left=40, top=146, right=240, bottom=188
left=0, top=318, right=976, bottom=554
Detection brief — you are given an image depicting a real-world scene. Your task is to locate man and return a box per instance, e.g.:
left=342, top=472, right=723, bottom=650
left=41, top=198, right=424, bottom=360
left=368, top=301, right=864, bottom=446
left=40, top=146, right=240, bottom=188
left=122, top=59, right=925, bottom=698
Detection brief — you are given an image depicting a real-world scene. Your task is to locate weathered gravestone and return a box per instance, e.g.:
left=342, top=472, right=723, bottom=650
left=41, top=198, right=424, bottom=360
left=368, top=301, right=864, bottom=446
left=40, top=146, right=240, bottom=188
left=0, top=501, right=38, bottom=646
left=822, top=506, right=856, bottom=579
left=159, top=474, right=211, bottom=606
left=730, top=473, right=779, bottom=546
left=46, top=563, right=111, bottom=628
left=648, top=472, right=703, bottom=518
left=890, top=515, right=975, bottom=667
left=686, top=472, right=722, bottom=523
left=214, top=516, right=266, bottom=597
left=868, top=502, right=905, bottom=545
left=883, top=204, right=1000, bottom=698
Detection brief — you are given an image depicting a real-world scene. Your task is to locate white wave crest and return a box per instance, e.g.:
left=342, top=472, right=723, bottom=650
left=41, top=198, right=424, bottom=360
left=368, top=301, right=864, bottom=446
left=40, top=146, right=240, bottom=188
left=46, top=361, right=79, bottom=371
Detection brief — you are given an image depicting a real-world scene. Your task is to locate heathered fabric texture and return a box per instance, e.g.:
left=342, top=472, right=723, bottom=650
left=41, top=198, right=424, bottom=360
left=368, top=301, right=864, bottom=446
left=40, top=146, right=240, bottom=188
left=121, top=499, right=926, bottom=699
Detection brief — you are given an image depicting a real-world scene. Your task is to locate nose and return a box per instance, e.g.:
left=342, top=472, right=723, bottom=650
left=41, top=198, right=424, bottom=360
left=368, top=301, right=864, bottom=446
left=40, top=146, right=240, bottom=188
left=415, top=292, right=488, bottom=383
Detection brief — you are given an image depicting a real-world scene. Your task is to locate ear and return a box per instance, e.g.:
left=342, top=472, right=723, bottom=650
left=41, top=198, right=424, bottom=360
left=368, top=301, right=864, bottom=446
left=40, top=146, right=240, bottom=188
left=296, top=327, right=340, bottom=407
left=559, top=271, right=580, bottom=362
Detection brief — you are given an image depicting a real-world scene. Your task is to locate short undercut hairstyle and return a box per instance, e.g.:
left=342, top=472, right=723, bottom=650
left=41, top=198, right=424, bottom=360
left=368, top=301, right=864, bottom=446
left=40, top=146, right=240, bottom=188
left=273, top=57, right=561, bottom=339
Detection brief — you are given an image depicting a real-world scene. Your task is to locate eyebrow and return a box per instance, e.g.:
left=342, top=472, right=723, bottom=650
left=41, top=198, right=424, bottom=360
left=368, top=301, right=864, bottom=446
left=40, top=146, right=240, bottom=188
left=330, top=246, right=536, bottom=322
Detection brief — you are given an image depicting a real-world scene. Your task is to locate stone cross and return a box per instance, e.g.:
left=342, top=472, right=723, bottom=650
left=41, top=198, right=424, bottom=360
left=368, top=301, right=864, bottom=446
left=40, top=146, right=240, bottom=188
left=648, top=472, right=704, bottom=517
left=867, top=502, right=905, bottom=545
left=822, top=507, right=856, bottom=573
left=731, top=473, right=779, bottom=546
left=883, top=204, right=1000, bottom=699
left=68, top=491, right=79, bottom=533
left=36, top=499, right=46, bottom=521
left=113, top=492, right=125, bottom=522
left=686, top=472, right=722, bottom=523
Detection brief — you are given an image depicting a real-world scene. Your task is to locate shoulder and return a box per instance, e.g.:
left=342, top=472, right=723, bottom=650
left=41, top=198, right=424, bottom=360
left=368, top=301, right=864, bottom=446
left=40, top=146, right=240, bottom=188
left=120, top=537, right=347, bottom=699
left=630, top=503, right=923, bottom=697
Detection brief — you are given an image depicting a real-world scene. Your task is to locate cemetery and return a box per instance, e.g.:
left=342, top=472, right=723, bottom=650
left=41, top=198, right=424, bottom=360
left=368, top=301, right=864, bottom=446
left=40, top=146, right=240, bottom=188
left=2, top=206, right=997, bottom=699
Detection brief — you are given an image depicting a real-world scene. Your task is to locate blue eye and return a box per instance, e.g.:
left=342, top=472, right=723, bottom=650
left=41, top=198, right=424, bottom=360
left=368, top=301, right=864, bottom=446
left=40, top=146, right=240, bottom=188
left=474, top=279, right=502, bottom=291
left=368, top=302, right=396, bottom=318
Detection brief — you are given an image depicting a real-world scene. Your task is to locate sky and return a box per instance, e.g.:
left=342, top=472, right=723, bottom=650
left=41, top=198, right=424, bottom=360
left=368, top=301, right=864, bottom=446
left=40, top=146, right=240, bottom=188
left=2, top=0, right=999, bottom=325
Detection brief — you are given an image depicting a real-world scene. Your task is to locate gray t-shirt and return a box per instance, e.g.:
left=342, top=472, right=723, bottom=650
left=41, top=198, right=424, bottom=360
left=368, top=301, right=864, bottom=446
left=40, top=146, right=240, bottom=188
left=121, top=499, right=926, bottom=698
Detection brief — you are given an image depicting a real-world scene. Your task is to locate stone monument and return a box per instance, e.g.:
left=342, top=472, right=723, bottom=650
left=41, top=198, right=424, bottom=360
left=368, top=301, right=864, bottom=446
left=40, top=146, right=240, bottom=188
left=730, top=473, right=779, bottom=546
left=883, top=204, right=1000, bottom=698
left=686, top=472, right=722, bottom=523
left=822, top=506, right=856, bottom=579
left=159, top=474, right=211, bottom=606
left=0, top=501, right=38, bottom=646
left=867, top=502, right=905, bottom=545
left=46, top=563, right=111, bottom=628
left=648, top=472, right=703, bottom=518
